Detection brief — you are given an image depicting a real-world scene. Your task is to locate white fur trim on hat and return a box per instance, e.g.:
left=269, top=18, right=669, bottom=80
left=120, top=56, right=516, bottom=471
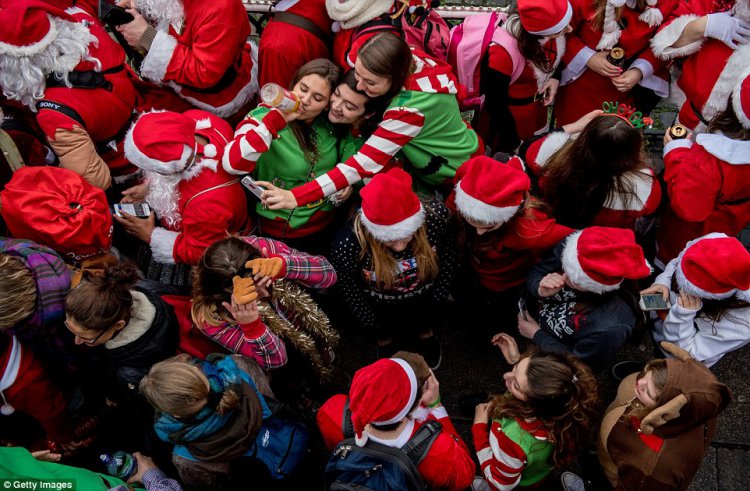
left=535, top=131, right=572, bottom=167
left=528, top=1, right=573, bottom=36
left=140, top=28, right=178, bottom=85
left=454, top=181, right=519, bottom=225
left=150, top=227, right=179, bottom=264
left=675, top=232, right=737, bottom=300
left=732, top=66, right=750, bottom=130
left=195, top=118, right=212, bottom=130
left=0, top=14, right=58, bottom=57
left=361, top=205, right=425, bottom=243
left=168, top=40, right=259, bottom=118
left=124, top=121, right=195, bottom=175
left=561, top=231, right=622, bottom=294
left=326, top=0, right=394, bottom=30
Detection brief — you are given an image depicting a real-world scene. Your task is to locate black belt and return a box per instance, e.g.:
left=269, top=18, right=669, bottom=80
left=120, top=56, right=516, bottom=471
left=690, top=101, right=710, bottom=126
left=180, top=61, right=239, bottom=94
left=45, top=65, right=125, bottom=91
left=507, top=95, right=538, bottom=106
left=274, top=11, right=331, bottom=47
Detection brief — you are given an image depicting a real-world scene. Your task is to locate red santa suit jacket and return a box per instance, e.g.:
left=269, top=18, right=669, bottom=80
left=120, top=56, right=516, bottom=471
left=524, top=131, right=661, bottom=229
left=259, top=0, right=331, bottom=87
left=656, top=134, right=750, bottom=266
left=148, top=110, right=250, bottom=265
left=555, top=0, right=678, bottom=126
left=36, top=6, right=138, bottom=190
left=317, top=394, right=476, bottom=491
left=138, top=0, right=258, bottom=120
left=0, top=335, right=73, bottom=445
left=651, top=0, right=749, bottom=130
left=476, top=35, right=564, bottom=153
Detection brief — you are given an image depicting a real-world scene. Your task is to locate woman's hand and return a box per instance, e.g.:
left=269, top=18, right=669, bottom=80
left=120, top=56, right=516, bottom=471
left=120, top=183, right=148, bottom=203
left=491, top=333, right=521, bottom=365
left=32, top=450, right=62, bottom=462
left=115, top=9, right=149, bottom=49
left=539, top=78, right=560, bottom=106
left=677, top=290, right=702, bottom=311
left=127, top=452, right=159, bottom=485
left=474, top=402, right=490, bottom=425
left=517, top=312, right=541, bottom=339
left=419, top=371, right=441, bottom=408
left=114, top=211, right=156, bottom=243
left=255, top=180, right=298, bottom=210
left=538, top=272, right=566, bottom=297
left=663, top=127, right=693, bottom=146
left=222, top=296, right=260, bottom=324
left=640, top=283, right=670, bottom=301
left=561, top=109, right=604, bottom=134
left=611, top=68, right=643, bottom=92
left=586, top=51, right=623, bottom=78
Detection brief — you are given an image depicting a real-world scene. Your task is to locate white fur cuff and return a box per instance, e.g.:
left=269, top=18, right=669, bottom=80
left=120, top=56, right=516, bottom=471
left=560, top=46, right=595, bottom=85
left=651, top=15, right=703, bottom=60
left=140, top=29, right=178, bottom=84
left=150, top=227, right=179, bottom=264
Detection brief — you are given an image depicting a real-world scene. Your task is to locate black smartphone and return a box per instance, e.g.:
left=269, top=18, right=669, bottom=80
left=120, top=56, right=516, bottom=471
left=100, top=1, right=134, bottom=26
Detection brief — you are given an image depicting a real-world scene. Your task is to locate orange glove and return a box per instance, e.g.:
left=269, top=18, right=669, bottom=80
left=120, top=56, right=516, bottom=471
left=244, top=257, right=284, bottom=279
left=232, top=276, right=257, bottom=305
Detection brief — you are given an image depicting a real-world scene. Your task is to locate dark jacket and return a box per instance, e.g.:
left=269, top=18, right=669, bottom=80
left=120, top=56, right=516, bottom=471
left=527, top=242, right=637, bottom=372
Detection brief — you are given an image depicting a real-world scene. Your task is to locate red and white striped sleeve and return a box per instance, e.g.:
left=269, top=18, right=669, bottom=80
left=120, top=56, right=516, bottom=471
left=291, top=105, right=425, bottom=206
left=472, top=421, right=527, bottom=491
left=222, top=108, right=288, bottom=175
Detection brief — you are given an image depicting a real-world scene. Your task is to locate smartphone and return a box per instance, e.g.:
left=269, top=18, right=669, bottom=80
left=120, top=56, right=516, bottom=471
left=639, top=293, right=671, bottom=311
left=241, top=176, right=266, bottom=200
left=114, top=203, right=151, bottom=218
left=99, top=1, right=134, bottom=26
left=518, top=298, right=528, bottom=320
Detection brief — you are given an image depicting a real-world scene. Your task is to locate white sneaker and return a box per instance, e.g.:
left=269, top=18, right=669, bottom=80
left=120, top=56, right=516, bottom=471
left=561, top=471, right=586, bottom=491
left=471, top=476, right=491, bottom=491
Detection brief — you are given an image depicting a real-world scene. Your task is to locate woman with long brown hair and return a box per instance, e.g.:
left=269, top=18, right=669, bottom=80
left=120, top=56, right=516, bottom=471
left=222, top=58, right=342, bottom=255
left=472, top=336, right=598, bottom=490
left=329, top=168, right=455, bottom=369
left=522, top=110, right=661, bottom=229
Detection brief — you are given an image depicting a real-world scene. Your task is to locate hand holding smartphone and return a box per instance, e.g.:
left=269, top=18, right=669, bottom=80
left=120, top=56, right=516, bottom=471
left=518, top=298, right=529, bottom=321
left=241, top=176, right=266, bottom=200
left=639, top=293, right=671, bottom=311
left=113, top=203, right=151, bottom=218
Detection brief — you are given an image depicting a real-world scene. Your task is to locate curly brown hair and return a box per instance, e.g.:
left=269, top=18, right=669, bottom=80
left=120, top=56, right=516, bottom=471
left=488, top=350, right=599, bottom=466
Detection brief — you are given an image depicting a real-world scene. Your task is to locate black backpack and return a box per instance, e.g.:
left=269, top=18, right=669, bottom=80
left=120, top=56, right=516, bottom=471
left=324, top=399, right=442, bottom=491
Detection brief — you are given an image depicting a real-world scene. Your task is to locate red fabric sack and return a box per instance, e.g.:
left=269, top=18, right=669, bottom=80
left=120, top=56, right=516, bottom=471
left=0, top=166, right=112, bottom=261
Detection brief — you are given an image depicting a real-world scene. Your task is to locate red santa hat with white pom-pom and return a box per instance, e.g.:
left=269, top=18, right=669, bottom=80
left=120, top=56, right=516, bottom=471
left=348, top=357, right=419, bottom=446
left=360, top=168, right=425, bottom=243
left=675, top=233, right=750, bottom=302
left=124, top=111, right=219, bottom=175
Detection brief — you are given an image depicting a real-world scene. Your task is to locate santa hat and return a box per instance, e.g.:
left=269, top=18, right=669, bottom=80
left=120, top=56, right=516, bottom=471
left=326, top=0, right=394, bottom=31
left=0, top=0, right=76, bottom=57
left=598, top=0, right=663, bottom=50
left=675, top=233, right=750, bottom=302
left=454, top=156, right=530, bottom=225
left=124, top=111, right=218, bottom=175
left=562, top=227, right=651, bottom=294
left=732, top=71, right=750, bottom=130
left=349, top=358, right=419, bottom=446
left=360, top=168, right=425, bottom=242
left=518, top=0, right=573, bottom=37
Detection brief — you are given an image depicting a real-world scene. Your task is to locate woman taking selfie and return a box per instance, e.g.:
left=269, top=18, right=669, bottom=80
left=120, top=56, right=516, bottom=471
left=472, top=335, right=598, bottom=490
left=222, top=59, right=342, bottom=254
left=260, top=32, right=480, bottom=209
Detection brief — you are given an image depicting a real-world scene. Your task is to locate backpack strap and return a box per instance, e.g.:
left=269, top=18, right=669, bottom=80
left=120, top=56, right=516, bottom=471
left=401, top=419, right=442, bottom=466
left=490, top=21, right=526, bottom=85
left=341, top=397, right=355, bottom=439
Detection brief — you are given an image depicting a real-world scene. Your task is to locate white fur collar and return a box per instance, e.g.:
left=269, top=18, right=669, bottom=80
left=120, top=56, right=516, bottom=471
left=531, top=36, right=566, bottom=90
left=105, top=290, right=157, bottom=349
left=696, top=133, right=750, bottom=165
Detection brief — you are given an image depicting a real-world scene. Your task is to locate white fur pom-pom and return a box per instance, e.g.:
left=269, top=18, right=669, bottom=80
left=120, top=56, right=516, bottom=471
left=597, top=30, right=622, bottom=50
left=1, top=403, right=14, bottom=416
left=639, top=7, right=663, bottom=27
left=203, top=144, right=217, bottom=158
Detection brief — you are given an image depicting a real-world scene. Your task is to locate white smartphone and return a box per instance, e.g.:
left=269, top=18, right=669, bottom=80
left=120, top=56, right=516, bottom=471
left=113, top=203, right=151, bottom=218
left=639, top=293, right=671, bottom=311
left=241, top=175, right=266, bottom=200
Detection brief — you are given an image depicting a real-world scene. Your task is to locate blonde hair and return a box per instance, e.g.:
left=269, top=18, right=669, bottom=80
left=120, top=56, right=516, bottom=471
left=140, top=354, right=240, bottom=418
left=353, top=211, right=438, bottom=289
left=0, top=254, right=37, bottom=330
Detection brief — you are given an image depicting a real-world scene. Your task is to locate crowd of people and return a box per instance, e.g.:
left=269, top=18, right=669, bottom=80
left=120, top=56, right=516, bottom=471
left=1, top=0, right=749, bottom=489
